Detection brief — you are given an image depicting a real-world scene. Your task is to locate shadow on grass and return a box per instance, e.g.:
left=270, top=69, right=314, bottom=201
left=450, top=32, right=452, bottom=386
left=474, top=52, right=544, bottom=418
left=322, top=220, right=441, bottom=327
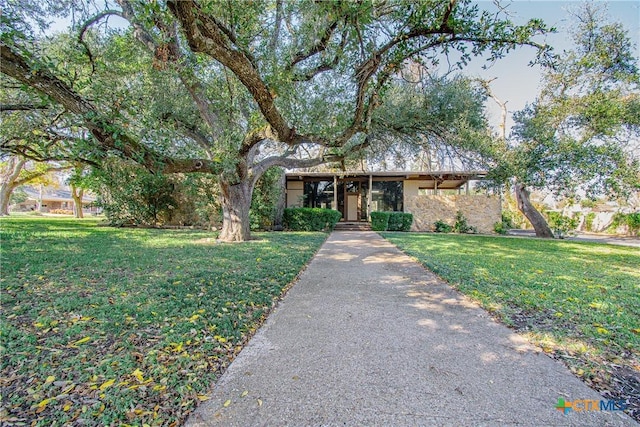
left=0, top=217, right=327, bottom=425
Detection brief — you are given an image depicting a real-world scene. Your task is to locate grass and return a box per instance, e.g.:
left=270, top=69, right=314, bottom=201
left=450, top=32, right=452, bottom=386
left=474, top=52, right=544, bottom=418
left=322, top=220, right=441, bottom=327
left=381, top=232, right=640, bottom=420
left=0, top=217, right=327, bottom=426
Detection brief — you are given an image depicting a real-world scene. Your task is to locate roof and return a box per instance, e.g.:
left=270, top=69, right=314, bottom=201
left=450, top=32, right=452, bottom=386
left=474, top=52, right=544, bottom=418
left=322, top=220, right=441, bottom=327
left=285, top=170, right=488, bottom=190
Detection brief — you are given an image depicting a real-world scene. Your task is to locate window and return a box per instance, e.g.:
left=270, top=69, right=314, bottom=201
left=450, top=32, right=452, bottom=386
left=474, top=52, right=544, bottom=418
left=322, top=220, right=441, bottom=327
left=371, top=181, right=403, bottom=212
left=303, top=181, right=334, bottom=209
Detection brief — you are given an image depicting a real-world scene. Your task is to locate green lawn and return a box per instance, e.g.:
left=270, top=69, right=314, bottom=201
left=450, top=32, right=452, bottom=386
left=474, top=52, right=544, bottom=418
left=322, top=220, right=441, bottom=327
left=0, top=217, right=327, bottom=426
left=382, top=232, right=640, bottom=419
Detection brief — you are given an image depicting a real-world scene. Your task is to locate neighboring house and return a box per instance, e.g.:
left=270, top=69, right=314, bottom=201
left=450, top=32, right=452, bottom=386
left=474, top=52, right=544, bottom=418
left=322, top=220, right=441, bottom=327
left=11, top=185, right=98, bottom=214
left=285, top=171, right=501, bottom=233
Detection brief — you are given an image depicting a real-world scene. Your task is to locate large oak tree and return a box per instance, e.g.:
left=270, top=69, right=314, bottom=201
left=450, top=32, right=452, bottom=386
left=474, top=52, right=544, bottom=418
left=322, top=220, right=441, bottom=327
left=1, top=0, right=551, bottom=241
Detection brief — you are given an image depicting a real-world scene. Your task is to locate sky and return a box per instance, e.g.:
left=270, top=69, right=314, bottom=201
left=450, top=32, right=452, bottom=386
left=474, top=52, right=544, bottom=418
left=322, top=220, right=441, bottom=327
left=464, top=1, right=640, bottom=133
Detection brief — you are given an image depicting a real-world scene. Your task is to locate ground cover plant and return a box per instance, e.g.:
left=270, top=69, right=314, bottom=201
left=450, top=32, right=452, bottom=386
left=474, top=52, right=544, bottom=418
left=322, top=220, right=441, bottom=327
left=0, top=217, right=327, bottom=426
left=381, top=232, right=640, bottom=421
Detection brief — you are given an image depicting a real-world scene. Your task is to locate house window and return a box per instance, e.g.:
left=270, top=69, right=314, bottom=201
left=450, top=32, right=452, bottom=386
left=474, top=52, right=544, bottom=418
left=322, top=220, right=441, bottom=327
left=303, top=180, right=334, bottom=209
left=371, top=181, right=403, bottom=212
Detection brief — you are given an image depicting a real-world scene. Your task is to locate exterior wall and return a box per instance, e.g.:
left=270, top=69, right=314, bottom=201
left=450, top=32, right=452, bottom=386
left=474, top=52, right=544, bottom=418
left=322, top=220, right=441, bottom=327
left=403, top=180, right=431, bottom=198
left=286, top=181, right=304, bottom=208
left=405, top=195, right=501, bottom=234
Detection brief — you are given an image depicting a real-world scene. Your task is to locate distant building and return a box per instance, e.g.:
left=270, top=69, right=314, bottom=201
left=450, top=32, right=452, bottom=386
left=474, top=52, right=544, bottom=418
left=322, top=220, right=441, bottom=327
left=11, top=186, right=98, bottom=214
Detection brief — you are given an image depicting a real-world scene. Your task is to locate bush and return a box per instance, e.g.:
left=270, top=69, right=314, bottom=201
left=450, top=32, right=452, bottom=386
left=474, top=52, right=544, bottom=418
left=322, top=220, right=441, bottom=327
left=400, top=212, right=413, bottom=231
left=370, top=212, right=413, bottom=231
left=610, top=212, right=640, bottom=236
left=584, top=212, right=596, bottom=232
left=453, top=211, right=477, bottom=234
left=494, top=212, right=515, bottom=235
left=547, top=211, right=579, bottom=239
left=370, top=211, right=391, bottom=231
left=283, top=208, right=341, bottom=231
left=434, top=220, right=453, bottom=233
left=387, top=212, right=404, bottom=231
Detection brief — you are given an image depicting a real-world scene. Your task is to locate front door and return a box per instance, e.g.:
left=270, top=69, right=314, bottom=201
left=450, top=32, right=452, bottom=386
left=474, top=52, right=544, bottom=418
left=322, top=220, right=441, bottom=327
left=346, top=194, right=359, bottom=221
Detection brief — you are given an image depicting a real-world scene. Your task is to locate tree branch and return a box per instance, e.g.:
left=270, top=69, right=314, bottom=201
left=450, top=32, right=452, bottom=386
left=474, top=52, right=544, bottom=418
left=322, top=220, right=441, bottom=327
left=167, top=0, right=293, bottom=142
left=0, top=42, right=219, bottom=175
left=1, top=104, right=49, bottom=112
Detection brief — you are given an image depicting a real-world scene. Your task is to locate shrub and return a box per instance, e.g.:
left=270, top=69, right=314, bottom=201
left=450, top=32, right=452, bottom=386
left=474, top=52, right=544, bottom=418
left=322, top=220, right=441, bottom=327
left=584, top=212, right=596, bottom=232
left=370, top=211, right=391, bottom=231
left=283, top=208, right=341, bottom=231
left=453, top=211, right=477, bottom=234
left=494, top=212, right=515, bottom=235
left=547, top=211, right=579, bottom=239
left=400, top=212, right=413, bottom=231
left=387, top=212, right=404, bottom=231
left=610, top=212, right=640, bottom=236
left=434, top=220, right=453, bottom=233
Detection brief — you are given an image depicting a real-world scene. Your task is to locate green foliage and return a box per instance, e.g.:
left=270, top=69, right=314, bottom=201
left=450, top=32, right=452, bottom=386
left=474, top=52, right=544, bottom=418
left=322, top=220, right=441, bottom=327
left=546, top=211, right=579, bottom=239
left=0, top=217, right=326, bottom=425
left=382, top=232, right=639, bottom=418
left=506, top=6, right=640, bottom=202
left=370, top=212, right=413, bottom=231
left=494, top=211, right=516, bottom=234
left=453, top=211, right=478, bottom=234
left=89, top=161, right=176, bottom=226
left=434, top=219, right=453, bottom=233
left=9, top=187, right=28, bottom=204
left=584, top=212, right=596, bottom=232
left=370, top=211, right=391, bottom=231
left=283, top=208, right=341, bottom=231
left=610, top=212, right=640, bottom=236
left=250, top=168, right=283, bottom=231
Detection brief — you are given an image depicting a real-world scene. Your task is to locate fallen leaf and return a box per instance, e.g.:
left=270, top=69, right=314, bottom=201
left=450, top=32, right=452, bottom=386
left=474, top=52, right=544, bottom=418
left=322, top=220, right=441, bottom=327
left=44, top=375, right=55, bottom=384
left=240, top=390, right=248, bottom=398
left=73, top=336, right=91, bottom=346
left=223, top=399, right=231, bottom=407
left=197, top=395, right=210, bottom=401
left=132, top=369, right=144, bottom=382
left=99, top=379, right=115, bottom=391
left=257, top=399, right=263, bottom=407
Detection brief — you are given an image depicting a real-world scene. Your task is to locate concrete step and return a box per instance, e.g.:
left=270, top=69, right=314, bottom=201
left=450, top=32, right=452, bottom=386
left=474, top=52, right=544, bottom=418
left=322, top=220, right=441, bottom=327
left=334, top=222, right=372, bottom=231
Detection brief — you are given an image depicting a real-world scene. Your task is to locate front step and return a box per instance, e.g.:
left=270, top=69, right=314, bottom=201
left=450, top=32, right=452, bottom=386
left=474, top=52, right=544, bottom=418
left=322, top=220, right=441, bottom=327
left=334, top=222, right=372, bottom=231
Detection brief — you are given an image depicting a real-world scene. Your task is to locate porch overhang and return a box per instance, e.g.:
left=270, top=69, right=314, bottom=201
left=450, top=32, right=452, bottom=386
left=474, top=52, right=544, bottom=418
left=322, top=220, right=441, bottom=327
left=285, top=170, right=487, bottom=189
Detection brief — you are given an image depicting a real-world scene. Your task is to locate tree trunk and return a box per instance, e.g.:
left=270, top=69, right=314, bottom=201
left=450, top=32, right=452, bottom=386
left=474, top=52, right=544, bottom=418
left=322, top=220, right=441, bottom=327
left=71, top=184, right=84, bottom=218
left=0, top=184, right=13, bottom=216
left=514, top=183, right=554, bottom=238
left=218, top=180, right=253, bottom=242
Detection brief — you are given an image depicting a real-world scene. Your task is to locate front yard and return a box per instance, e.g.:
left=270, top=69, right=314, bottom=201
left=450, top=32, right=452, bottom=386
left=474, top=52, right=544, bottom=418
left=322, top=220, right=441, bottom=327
left=382, top=232, right=639, bottom=421
left=0, top=217, right=327, bottom=426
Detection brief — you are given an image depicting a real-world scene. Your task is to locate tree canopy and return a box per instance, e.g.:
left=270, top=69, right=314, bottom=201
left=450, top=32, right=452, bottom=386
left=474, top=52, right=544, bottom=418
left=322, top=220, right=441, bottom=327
left=488, top=4, right=640, bottom=237
left=1, top=0, right=553, bottom=240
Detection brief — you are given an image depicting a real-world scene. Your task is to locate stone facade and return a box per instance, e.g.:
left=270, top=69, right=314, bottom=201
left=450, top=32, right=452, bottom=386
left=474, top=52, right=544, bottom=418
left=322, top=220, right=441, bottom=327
left=405, top=195, right=501, bottom=234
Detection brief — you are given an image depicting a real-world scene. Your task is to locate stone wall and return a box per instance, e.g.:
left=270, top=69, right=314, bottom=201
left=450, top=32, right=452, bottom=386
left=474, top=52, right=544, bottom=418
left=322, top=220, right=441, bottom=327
left=405, top=195, right=501, bottom=234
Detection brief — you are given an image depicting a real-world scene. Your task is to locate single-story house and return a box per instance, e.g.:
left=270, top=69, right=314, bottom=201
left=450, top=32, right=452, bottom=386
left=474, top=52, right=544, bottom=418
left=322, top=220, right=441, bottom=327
left=12, top=186, right=98, bottom=214
left=285, top=171, right=501, bottom=233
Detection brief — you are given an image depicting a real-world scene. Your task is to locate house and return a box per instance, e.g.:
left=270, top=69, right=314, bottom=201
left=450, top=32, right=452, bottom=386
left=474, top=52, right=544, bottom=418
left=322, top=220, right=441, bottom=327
left=12, top=186, right=98, bottom=214
left=285, top=171, right=501, bottom=233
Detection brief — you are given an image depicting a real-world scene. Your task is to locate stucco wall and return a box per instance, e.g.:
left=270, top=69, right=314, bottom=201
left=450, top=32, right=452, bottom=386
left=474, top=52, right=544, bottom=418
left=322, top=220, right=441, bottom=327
left=286, top=181, right=304, bottom=208
left=405, top=195, right=501, bottom=234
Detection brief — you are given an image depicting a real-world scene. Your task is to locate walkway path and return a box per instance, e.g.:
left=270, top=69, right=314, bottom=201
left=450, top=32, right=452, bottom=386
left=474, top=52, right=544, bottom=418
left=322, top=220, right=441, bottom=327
left=187, top=231, right=636, bottom=426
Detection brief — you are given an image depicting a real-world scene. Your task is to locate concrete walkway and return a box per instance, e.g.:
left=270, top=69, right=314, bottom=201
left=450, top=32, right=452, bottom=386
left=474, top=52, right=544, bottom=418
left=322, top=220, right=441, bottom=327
left=187, top=231, right=636, bottom=426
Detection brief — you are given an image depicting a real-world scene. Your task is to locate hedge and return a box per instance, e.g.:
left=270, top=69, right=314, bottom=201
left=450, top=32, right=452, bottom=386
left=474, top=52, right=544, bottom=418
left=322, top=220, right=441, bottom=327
left=283, top=208, right=342, bottom=231
left=371, top=211, right=413, bottom=231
